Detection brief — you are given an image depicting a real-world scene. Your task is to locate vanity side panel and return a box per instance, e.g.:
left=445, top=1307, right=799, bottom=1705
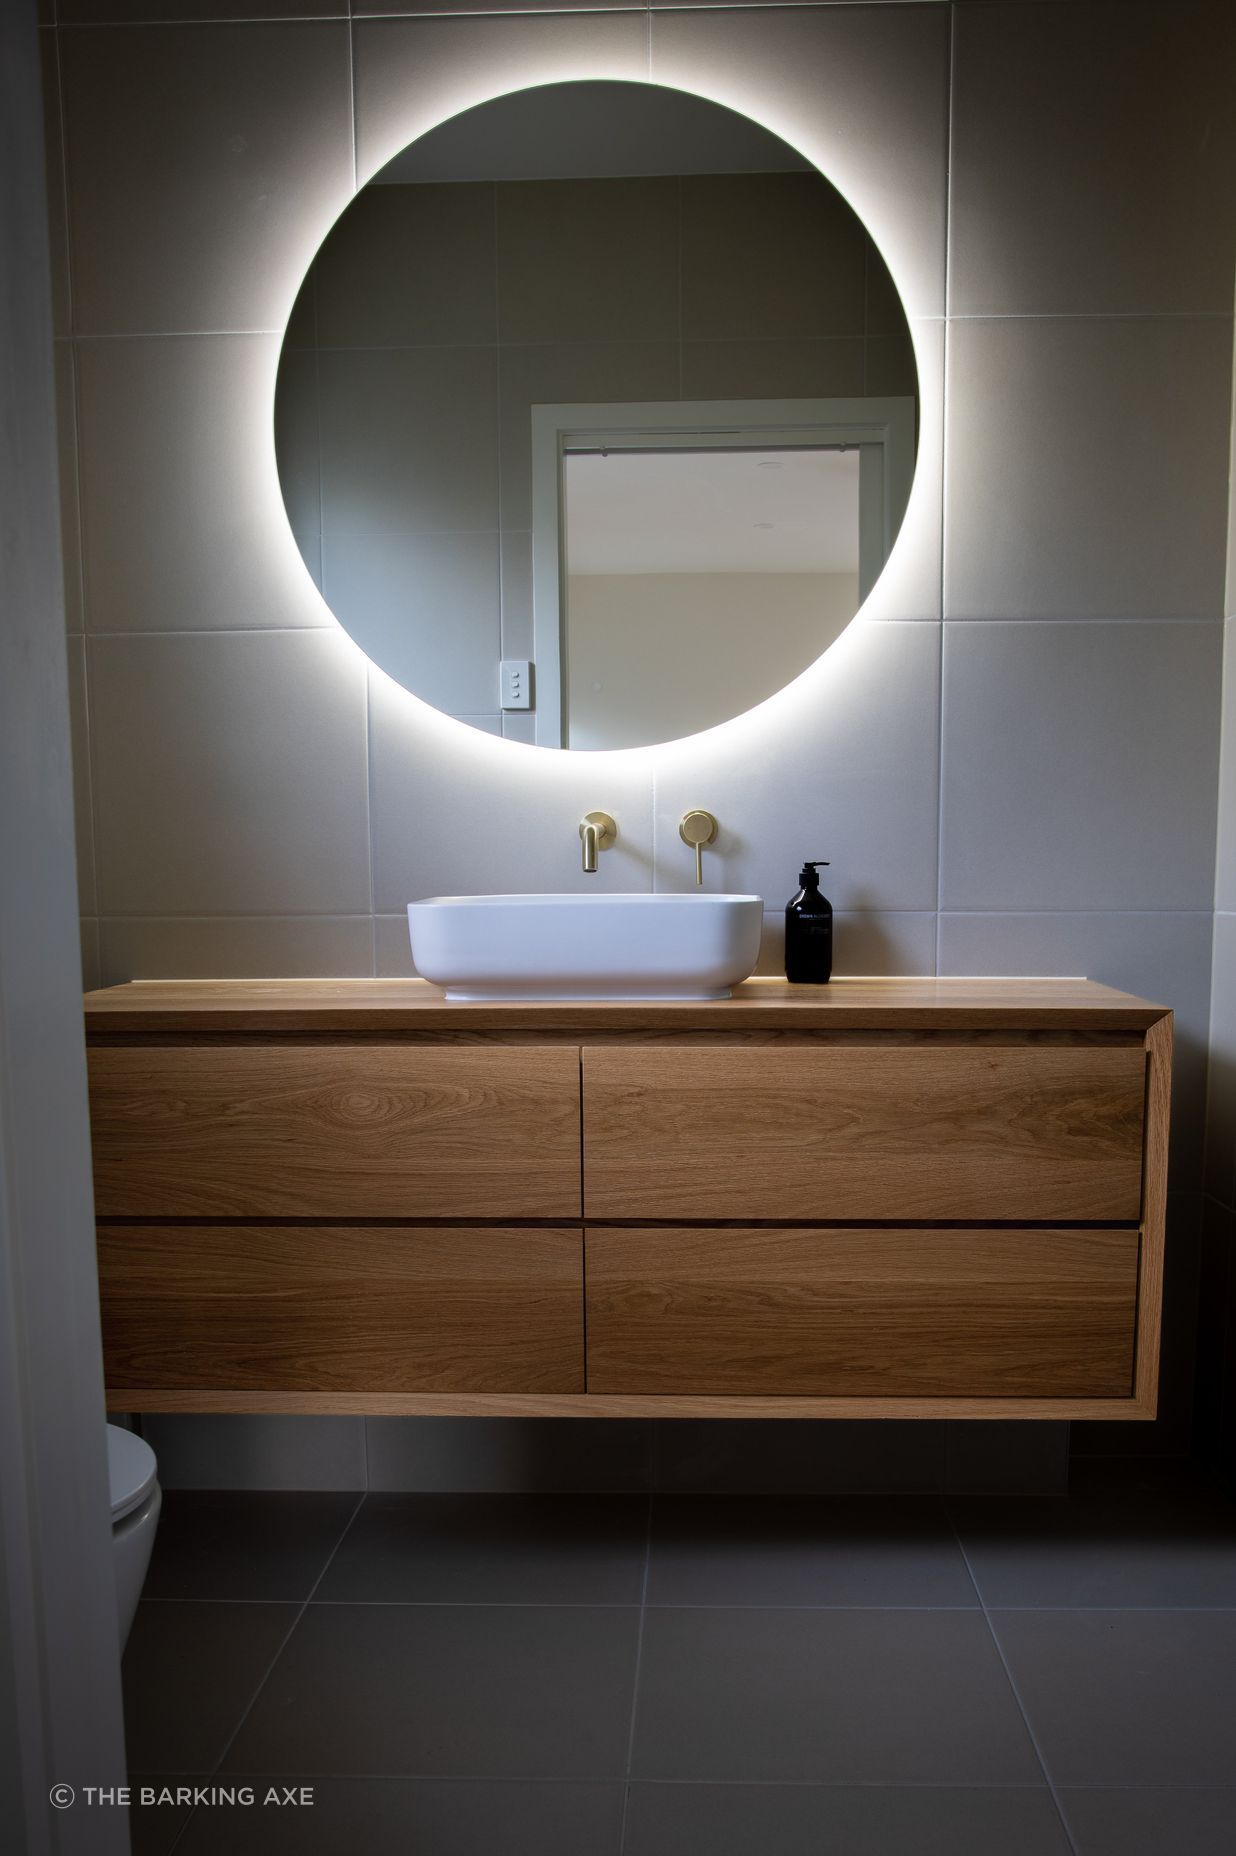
left=1134, top=1012, right=1172, bottom=1415
left=582, top=1042, right=1146, bottom=1221
left=585, top=1226, right=1139, bottom=1398
left=98, top=1225, right=585, bottom=1395
left=88, top=1042, right=582, bottom=1217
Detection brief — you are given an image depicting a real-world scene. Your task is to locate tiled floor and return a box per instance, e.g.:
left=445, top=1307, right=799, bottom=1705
left=122, top=1466, right=1236, bottom=1855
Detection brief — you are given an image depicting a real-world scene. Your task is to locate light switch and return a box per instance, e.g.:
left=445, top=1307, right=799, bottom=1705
left=501, top=660, right=533, bottom=710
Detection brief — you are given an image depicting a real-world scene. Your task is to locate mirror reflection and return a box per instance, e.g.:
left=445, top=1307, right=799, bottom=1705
left=275, top=81, right=918, bottom=750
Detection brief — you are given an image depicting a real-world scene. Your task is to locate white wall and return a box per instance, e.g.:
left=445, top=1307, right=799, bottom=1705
left=566, top=571, right=859, bottom=749
left=41, top=0, right=1235, bottom=1480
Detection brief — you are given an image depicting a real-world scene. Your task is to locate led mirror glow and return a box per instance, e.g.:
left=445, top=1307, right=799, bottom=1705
left=274, top=80, right=919, bottom=751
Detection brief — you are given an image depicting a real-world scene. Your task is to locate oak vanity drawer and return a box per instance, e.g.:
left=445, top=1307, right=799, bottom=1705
left=582, top=1044, right=1146, bottom=1222
left=88, top=1043, right=582, bottom=1218
left=585, top=1226, right=1139, bottom=1398
left=98, top=1225, right=585, bottom=1395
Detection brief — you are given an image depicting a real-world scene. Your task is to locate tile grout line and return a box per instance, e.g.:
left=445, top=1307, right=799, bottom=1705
left=199, top=1488, right=369, bottom=1800
left=943, top=1499, right=1080, bottom=1856
left=617, top=1493, right=655, bottom=1855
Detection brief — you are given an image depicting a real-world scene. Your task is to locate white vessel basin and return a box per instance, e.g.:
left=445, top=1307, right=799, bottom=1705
left=407, top=892, right=764, bottom=1001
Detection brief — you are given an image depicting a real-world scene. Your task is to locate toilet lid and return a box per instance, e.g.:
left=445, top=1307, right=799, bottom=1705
left=106, top=1425, right=158, bottom=1522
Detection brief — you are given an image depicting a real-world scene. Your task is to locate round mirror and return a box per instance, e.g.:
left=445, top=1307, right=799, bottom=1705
left=275, top=81, right=918, bottom=751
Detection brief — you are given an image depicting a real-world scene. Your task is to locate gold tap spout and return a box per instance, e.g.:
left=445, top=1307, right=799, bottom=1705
left=579, top=811, right=617, bottom=874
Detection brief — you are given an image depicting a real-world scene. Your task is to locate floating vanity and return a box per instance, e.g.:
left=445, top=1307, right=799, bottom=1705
left=83, top=977, right=1170, bottom=1422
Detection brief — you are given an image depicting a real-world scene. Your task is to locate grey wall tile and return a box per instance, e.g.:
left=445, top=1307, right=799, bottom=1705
left=754, top=910, right=937, bottom=978
left=368, top=666, right=654, bottom=908
left=681, top=172, right=866, bottom=342
left=500, top=527, right=532, bottom=659
left=654, top=1420, right=946, bottom=1493
left=64, top=1, right=343, bottom=17
left=1194, top=1199, right=1233, bottom=1465
left=77, top=336, right=332, bottom=632
left=944, top=1421, right=1070, bottom=1496
left=318, top=345, right=499, bottom=534
left=65, top=634, right=95, bottom=914
left=53, top=347, right=82, bottom=633
left=1215, top=620, right=1236, bottom=910
left=40, top=30, right=69, bottom=336
left=273, top=344, right=322, bottom=564
left=650, top=620, right=940, bottom=909
left=950, top=1, right=1236, bottom=316
left=681, top=337, right=866, bottom=400
left=361, top=0, right=642, bottom=12
left=89, top=631, right=371, bottom=915
left=323, top=526, right=501, bottom=715
left=365, top=1418, right=654, bottom=1491
left=938, top=910, right=1214, bottom=1187
left=98, top=915, right=374, bottom=983
left=374, top=912, right=416, bottom=977
left=498, top=338, right=680, bottom=530
left=649, top=3, right=949, bottom=321
left=945, top=316, right=1232, bottom=621
left=353, top=12, right=649, bottom=187
left=861, top=315, right=941, bottom=624
left=939, top=623, right=1221, bottom=912
left=141, top=1415, right=366, bottom=1491
left=315, top=181, right=497, bottom=348
left=864, top=330, right=917, bottom=396
left=60, top=23, right=352, bottom=335
left=80, top=916, right=100, bottom=992
left=497, top=177, right=680, bottom=345
left=1205, top=912, right=1236, bottom=1205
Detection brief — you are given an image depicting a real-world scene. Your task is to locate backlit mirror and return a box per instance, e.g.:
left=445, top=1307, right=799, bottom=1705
left=275, top=81, right=918, bottom=750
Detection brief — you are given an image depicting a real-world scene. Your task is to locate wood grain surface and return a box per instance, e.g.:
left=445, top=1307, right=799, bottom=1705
left=98, top=1225, right=584, bottom=1394
left=585, top=1225, right=1139, bottom=1398
left=583, top=1043, right=1146, bottom=1222
left=105, top=1390, right=1155, bottom=1419
left=82, top=975, right=1169, bottom=1035
left=1134, top=1012, right=1172, bottom=1413
left=88, top=1043, right=581, bottom=1218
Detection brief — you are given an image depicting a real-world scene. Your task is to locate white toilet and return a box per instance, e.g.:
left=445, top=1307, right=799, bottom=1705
left=106, top=1424, right=161, bottom=1647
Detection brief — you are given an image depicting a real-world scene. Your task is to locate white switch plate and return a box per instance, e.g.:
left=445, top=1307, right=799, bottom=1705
left=500, top=659, right=533, bottom=710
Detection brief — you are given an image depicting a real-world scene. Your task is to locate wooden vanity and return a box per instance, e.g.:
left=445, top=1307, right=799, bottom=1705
left=83, top=977, right=1170, bottom=1421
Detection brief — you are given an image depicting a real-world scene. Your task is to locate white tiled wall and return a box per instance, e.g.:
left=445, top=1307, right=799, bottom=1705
left=44, top=0, right=1236, bottom=1483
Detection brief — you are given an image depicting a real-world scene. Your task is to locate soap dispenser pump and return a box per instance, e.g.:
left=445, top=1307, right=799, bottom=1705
left=785, top=861, right=832, bottom=983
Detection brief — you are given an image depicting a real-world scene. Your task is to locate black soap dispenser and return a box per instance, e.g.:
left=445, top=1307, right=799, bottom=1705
left=785, top=862, right=832, bottom=983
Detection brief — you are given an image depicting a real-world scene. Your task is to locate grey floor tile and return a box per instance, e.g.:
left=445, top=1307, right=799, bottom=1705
left=993, top=1611, right=1236, bottom=1785
left=646, top=1497, right=976, bottom=1608
left=175, top=1777, right=624, bottom=1855
left=951, top=1483, right=1236, bottom=1608
left=224, top=1604, right=640, bottom=1777
left=316, top=1494, right=648, bottom=1606
left=1060, top=1786, right=1236, bottom=1856
left=122, top=1603, right=296, bottom=1773
left=126, top=1777, right=198, bottom=1856
left=631, top=1609, right=1040, bottom=1784
left=144, top=1493, right=359, bottom=1603
left=624, top=1783, right=1071, bottom=1856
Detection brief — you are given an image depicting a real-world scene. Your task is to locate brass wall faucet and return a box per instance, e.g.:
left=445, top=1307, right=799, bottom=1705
left=679, top=809, right=718, bottom=885
left=579, top=811, right=617, bottom=873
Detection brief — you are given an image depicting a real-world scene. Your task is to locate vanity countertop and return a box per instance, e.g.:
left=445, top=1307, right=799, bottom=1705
left=82, top=975, right=1168, bottom=1035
